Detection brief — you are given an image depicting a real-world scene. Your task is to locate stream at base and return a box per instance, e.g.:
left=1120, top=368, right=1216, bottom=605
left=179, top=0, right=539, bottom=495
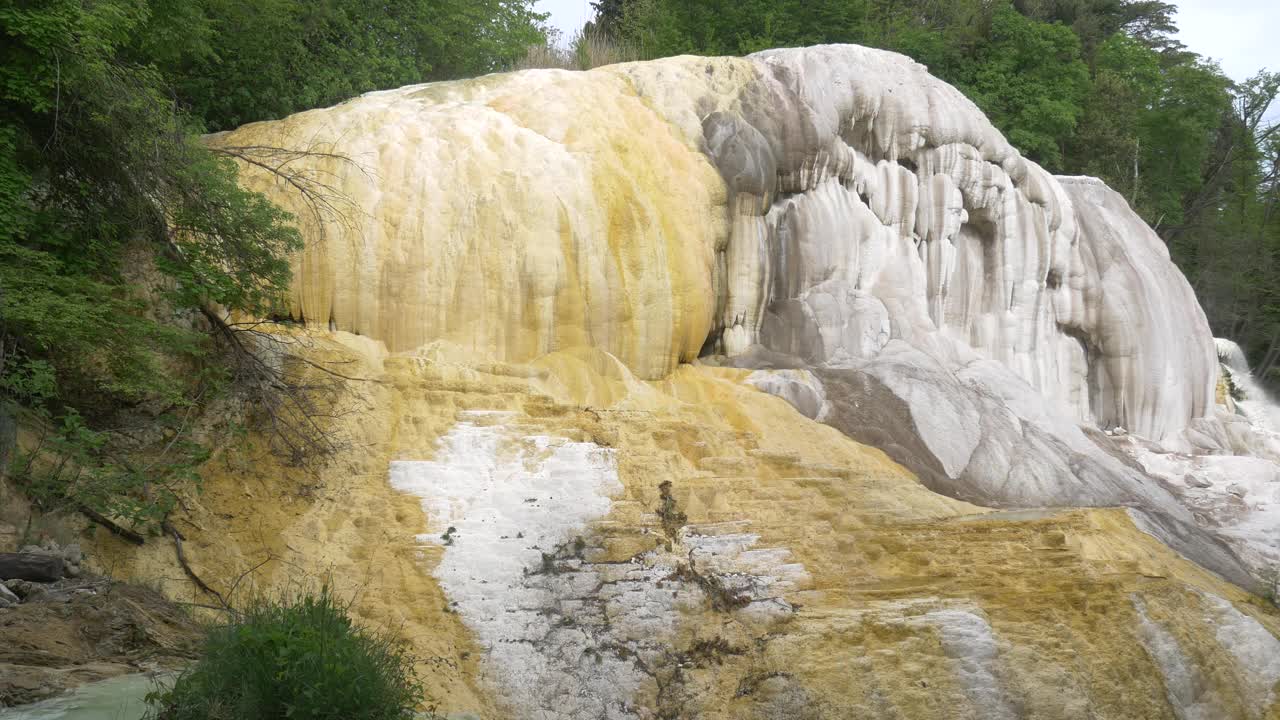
left=0, top=674, right=162, bottom=720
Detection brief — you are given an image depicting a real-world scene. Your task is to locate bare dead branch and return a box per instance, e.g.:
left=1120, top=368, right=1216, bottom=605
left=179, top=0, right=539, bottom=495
left=198, top=307, right=366, bottom=471
left=224, top=556, right=274, bottom=607
left=163, top=519, right=227, bottom=607
left=209, top=143, right=370, bottom=234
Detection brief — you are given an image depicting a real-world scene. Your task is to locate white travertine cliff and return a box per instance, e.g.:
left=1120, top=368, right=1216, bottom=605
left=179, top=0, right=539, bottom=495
left=185, top=45, right=1280, bottom=719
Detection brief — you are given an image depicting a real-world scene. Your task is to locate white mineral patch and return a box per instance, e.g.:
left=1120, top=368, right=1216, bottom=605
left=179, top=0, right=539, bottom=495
left=390, top=420, right=634, bottom=718
left=1131, top=595, right=1216, bottom=720
left=915, top=609, right=1018, bottom=720
left=1200, top=593, right=1280, bottom=716
left=390, top=419, right=812, bottom=719
left=1128, top=441, right=1280, bottom=583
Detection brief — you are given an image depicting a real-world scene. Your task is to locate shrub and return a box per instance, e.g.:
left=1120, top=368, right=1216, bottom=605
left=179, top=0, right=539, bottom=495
left=145, top=587, right=426, bottom=720
left=514, top=27, right=640, bottom=71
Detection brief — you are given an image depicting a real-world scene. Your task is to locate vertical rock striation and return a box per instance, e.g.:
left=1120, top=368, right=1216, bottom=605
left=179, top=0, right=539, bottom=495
left=219, top=45, right=1216, bottom=445
left=684, top=46, right=1215, bottom=446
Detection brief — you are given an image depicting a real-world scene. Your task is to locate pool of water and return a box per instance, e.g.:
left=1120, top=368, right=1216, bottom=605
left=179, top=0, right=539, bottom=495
left=0, top=674, right=165, bottom=720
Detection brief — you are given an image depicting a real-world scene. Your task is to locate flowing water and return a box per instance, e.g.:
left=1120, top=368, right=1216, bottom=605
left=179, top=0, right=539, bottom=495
left=1217, top=337, right=1280, bottom=431
left=0, top=674, right=161, bottom=720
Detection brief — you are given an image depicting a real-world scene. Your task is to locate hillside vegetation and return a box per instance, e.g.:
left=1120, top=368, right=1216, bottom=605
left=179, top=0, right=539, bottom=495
left=0, top=0, right=546, bottom=534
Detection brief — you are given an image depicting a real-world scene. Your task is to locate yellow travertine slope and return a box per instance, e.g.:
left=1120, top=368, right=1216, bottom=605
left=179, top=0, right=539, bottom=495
left=94, top=46, right=1280, bottom=718
left=96, top=335, right=1280, bottom=719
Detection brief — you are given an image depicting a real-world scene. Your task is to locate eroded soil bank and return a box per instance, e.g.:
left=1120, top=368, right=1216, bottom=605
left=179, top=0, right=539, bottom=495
left=0, top=577, right=201, bottom=708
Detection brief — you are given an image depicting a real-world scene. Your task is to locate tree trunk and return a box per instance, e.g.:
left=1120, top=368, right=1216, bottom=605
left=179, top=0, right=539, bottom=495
left=0, top=553, right=64, bottom=582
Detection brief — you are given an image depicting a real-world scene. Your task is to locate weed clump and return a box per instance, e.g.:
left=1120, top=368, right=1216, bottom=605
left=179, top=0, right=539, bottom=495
left=1220, top=365, right=1245, bottom=402
left=656, top=480, right=687, bottom=548
left=144, top=587, right=426, bottom=720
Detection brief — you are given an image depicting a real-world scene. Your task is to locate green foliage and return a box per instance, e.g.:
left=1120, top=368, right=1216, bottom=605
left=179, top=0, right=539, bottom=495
left=1, top=341, right=211, bottom=532
left=0, top=0, right=291, bottom=529
left=0, top=241, right=199, bottom=407
left=1066, top=35, right=1161, bottom=197
left=1133, top=58, right=1232, bottom=227
left=1, top=0, right=546, bottom=531
left=1, top=0, right=299, bottom=405
left=951, top=4, right=1090, bottom=169
left=145, top=587, right=428, bottom=720
left=145, top=0, right=547, bottom=131
left=514, top=24, right=640, bottom=72
left=599, top=0, right=872, bottom=59
left=1013, top=0, right=1181, bottom=54
left=8, top=407, right=210, bottom=529
left=1168, top=70, right=1280, bottom=384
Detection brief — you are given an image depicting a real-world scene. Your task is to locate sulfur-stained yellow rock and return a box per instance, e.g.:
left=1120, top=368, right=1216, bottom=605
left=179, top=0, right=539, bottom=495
left=218, top=67, right=730, bottom=380
left=94, top=332, right=1280, bottom=719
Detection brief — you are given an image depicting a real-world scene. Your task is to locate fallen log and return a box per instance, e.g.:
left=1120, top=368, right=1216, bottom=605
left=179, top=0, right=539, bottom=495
left=0, top=552, right=64, bottom=582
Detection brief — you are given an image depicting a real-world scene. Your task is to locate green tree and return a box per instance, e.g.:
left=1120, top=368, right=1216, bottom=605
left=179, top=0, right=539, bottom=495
left=0, top=0, right=303, bottom=528
left=610, top=0, right=872, bottom=59
left=1135, top=59, right=1233, bottom=231
left=950, top=4, right=1090, bottom=169
left=145, top=0, right=547, bottom=131
left=1, top=0, right=551, bottom=532
left=1169, top=72, right=1280, bottom=383
left=1066, top=34, right=1164, bottom=207
left=1013, top=0, right=1181, bottom=55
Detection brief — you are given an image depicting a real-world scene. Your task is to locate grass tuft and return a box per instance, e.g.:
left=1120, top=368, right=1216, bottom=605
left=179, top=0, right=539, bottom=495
left=515, top=27, right=641, bottom=71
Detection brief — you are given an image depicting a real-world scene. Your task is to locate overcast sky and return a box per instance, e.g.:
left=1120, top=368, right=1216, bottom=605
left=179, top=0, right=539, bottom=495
left=1174, top=0, right=1276, bottom=82
left=536, top=0, right=593, bottom=42
left=536, top=0, right=1277, bottom=83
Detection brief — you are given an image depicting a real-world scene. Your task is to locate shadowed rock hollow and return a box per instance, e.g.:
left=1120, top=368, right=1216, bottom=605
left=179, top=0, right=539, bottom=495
left=100, top=45, right=1280, bottom=719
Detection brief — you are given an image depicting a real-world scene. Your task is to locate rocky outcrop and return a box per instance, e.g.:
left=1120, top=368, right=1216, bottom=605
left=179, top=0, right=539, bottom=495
left=144, top=44, right=1280, bottom=718
left=0, top=553, right=65, bottom=583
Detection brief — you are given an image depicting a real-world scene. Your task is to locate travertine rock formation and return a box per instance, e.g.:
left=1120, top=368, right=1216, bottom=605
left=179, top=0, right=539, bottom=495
left=106, top=45, right=1280, bottom=718
left=226, top=46, right=1215, bottom=444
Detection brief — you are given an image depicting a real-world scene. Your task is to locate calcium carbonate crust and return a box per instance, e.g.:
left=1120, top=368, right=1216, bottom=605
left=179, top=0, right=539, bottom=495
left=215, top=45, right=1265, bottom=589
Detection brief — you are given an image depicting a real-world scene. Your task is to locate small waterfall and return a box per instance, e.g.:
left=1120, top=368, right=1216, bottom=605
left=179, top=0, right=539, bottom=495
left=1216, top=338, right=1280, bottom=432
